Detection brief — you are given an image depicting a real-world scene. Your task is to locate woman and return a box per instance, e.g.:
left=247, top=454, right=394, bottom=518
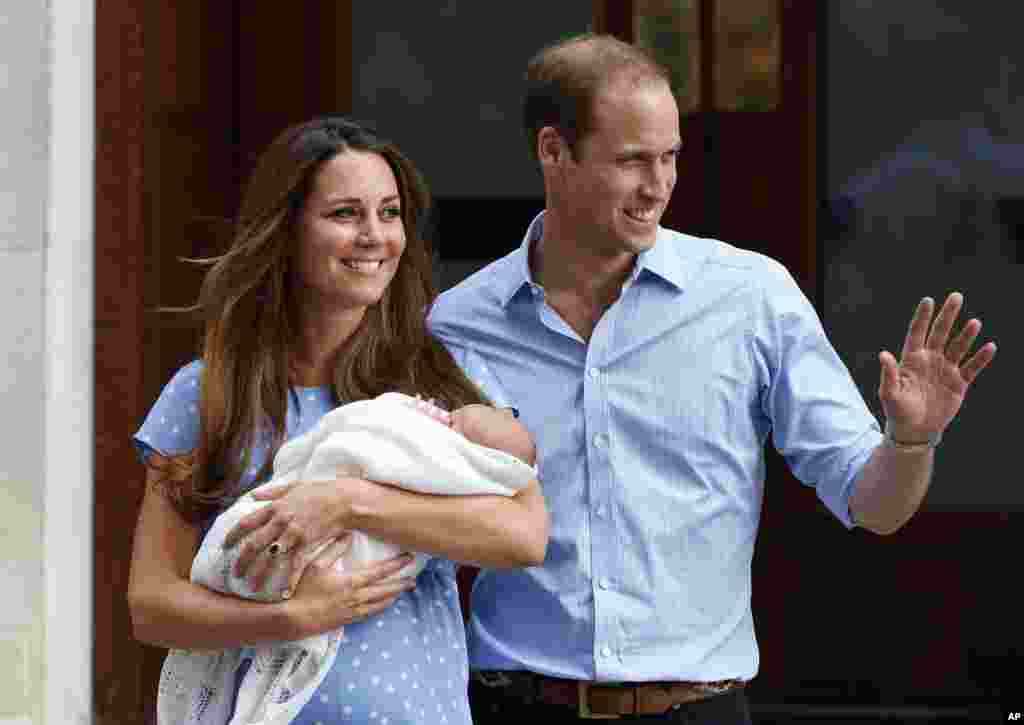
left=127, top=117, right=548, bottom=724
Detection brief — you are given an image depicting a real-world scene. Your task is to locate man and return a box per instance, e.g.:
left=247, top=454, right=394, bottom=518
left=428, top=34, right=996, bottom=724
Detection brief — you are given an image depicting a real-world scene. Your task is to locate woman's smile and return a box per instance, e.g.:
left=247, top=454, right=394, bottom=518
left=341, top=259, right=385, bottom=273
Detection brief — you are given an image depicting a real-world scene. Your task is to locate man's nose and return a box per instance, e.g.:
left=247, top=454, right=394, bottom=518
left=643, top=160, right=674, bottom=198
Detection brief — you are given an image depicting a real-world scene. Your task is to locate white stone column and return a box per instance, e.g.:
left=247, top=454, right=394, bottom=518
left=44, top=1, right=94, bottom=723
left=0, top=1, right=94, bottom=723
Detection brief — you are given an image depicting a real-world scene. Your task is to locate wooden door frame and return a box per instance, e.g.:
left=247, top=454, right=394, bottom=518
left=94, top=3, right=353, bottom=720
left=95, top=0, right=147, bottom=719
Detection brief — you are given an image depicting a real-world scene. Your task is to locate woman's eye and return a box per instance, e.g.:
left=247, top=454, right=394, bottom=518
left=382, top=206, right=402, bottom=219
left=329, top=207, right=358, bottom=218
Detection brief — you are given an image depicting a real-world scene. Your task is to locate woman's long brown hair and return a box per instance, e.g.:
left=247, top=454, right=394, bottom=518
left=152, top=117, right=488, bottom=523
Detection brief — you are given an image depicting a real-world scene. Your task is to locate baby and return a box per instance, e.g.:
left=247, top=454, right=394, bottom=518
left=200, top=393, right=535, bottom=600
left=158, top=392, right=537, bottom=725
left=421, top=396, right=534, bottom=467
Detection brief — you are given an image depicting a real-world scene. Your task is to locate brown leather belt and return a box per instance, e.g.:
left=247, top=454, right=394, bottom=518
left=473, top=671, right=745, bottom=719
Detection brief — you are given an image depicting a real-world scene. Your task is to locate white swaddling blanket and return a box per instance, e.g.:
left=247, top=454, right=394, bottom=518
left=157, top=392, right=536, bottom=725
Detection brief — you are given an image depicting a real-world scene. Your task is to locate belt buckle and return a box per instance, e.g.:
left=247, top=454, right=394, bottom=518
left=474, top=670, right=514, bottom=688
left=577, top=681, right=620, bottom=719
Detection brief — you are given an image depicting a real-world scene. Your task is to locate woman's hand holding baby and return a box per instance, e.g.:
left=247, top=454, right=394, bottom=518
left=286, top=550, right=417, bottom=638
left=224, top=476, right=380, bottom=596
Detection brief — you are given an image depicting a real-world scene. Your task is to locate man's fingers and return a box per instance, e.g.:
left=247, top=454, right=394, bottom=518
left=945, top=318, right=981, bottom=365
left=877, top=350, right=900, bottom=400
left=901, top=297, right=934, bottom=360
left=925, top=291, right=963, bottom=351
left=960, top=342, right=997, bottom=385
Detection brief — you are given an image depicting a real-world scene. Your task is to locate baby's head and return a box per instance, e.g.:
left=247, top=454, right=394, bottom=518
left=402, top=394, right=535, bottom=467
left=450, top=404, right=536, bottom=467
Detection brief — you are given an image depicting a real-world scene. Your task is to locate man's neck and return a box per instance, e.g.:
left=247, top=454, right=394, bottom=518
left=532, top=224, right=637, bottom=342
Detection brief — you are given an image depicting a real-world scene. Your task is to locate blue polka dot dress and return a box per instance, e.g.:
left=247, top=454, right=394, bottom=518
left=134, top=361, right=473, bottom=725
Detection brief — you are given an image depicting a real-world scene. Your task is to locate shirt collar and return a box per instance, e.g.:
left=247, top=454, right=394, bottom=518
left=497, top=210, right=545, bottom=308
left=634, top=225, right=691, bottom=292
left=497, top=210, right=702, bottom=308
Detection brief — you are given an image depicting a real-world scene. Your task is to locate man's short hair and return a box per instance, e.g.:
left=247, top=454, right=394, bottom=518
left=523, top=33, right=670, bottom=163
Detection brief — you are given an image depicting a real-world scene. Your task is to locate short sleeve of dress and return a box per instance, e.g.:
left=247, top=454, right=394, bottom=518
left=133, top=359, right=204, bottom=465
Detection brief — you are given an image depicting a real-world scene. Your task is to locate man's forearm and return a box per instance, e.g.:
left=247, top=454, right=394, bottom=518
left=345, top=479, right=549, bottom=568
left=849, top=442, right=934, bottom=535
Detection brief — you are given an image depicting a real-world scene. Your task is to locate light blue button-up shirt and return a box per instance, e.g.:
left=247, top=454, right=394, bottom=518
left=427, top=212, right=883, bottom=683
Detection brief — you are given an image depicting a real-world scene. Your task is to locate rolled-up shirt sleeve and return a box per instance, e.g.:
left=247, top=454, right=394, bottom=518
left=754, top=260, right=883, bottom=528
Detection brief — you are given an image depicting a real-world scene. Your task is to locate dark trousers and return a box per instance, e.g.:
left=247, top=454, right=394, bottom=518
left=468, top=679, right=753, bottom=724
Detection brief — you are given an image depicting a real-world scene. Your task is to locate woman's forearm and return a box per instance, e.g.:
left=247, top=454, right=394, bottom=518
left=128, top=467, right=312, bottom=649
left=128, top=577, right=306, bottom=650
left=345, top=478, right=549, bottom=568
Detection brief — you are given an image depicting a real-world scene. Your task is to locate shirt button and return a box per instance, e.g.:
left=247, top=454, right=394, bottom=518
left=601, top=646, right=613, bottom=658
left=593, top=433, right=607, bottom=449
left=588, top=367, right=600, bottom=379
left=598, top=577, right=610, bottom=590
left=595, top=505, right=606, bottom=519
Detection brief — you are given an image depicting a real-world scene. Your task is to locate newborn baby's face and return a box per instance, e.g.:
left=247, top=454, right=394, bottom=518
left=402, top=396, right=533, bottom=465
left=448, top=404, right=514, bottom=438
left=403, top=397, right=501, bottom=439
left=450, top=405, right=535, bottom=466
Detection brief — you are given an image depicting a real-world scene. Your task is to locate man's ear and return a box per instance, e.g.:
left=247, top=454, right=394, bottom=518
left=537, top=126, right=567, bottom=166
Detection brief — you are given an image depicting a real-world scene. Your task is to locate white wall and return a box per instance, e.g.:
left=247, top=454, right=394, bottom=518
left=0, top=1, right=94, bottom=723
left=0, top=2, right=51, bottom=720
